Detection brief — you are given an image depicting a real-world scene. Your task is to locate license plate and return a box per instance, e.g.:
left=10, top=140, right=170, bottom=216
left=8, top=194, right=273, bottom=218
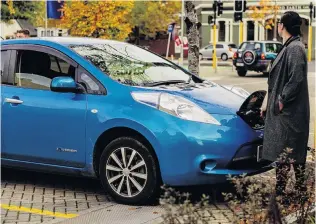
left=236, top=63, right=244, bottom=67
left=257, top=145, right=263, bottom=162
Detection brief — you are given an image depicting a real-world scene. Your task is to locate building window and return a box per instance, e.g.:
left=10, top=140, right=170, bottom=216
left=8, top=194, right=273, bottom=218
left=218, top=21, right=225, bottom=42
left=51, top=31, right=54, bottom=36
left=41, top=31, right=44, bottom=37
left=58, top=29, right=63, bottom=37
left=247, top=21, right=255, bottom=41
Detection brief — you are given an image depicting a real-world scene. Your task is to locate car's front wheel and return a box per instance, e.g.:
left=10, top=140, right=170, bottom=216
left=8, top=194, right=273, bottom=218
left=237, top=69, right=247, bottom=77
left=99, top=137, right=160, bottom=205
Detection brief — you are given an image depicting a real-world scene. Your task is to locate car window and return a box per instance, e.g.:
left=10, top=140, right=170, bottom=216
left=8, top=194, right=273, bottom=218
left=1, top=50, right=9, bottom=81
left=216, top=44, right=223, bottom=48
left=50, top=55, right=71, bottom=74
left=240, top=42, right=262, bottom=51
left=254, top=43, right=261, bottom=50
left=79, top=72, right=100, bottom=92
left=205, top=45, right=213, bottom=49
left=14, top=50, right=76, bottom=90
left=229, top=44, right=237, bottom=48
left=265, top=43, right=280, bottom=53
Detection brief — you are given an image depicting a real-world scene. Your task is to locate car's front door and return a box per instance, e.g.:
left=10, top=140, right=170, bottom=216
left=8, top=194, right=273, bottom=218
left=1, top=45, right=87, bottom=168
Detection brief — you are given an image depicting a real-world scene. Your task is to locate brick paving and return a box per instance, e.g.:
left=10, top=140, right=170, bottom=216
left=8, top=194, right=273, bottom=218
left=1, top=167, right=242, bottom=224
left=1, top=168, right=111, bottom=224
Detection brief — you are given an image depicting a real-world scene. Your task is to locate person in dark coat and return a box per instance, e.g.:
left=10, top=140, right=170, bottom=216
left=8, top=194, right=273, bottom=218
left=260, top=11, right=310, bottom=201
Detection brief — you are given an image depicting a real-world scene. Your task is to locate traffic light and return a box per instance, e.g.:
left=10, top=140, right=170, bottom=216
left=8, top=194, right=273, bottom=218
left=234, top=12, right=243, bottom=22
left=234, top=0, right=244, bottom=12
left=217, top=1, right=223, bottom=16
left=208, top=15, right=214, bottom=25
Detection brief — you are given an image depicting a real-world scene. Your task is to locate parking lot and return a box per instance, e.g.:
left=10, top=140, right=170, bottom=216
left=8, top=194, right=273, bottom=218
left=1, top=62, right=315, bottom=224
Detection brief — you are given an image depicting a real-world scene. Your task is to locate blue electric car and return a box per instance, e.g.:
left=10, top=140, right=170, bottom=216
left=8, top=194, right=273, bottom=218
left=1, top=37, right=271, bottom=204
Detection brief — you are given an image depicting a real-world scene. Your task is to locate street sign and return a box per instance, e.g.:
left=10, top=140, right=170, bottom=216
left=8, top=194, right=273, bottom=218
left=168, top=24, right=174, bottom=33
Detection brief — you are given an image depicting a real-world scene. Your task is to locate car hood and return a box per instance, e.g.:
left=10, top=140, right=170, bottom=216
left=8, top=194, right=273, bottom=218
left=134, top=82, right=248, bottom=115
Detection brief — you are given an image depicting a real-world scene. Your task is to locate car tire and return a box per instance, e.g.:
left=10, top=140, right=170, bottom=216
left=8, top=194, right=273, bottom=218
left=99, top=137, right=160, bottom=205
left=221, top=53, right=228, bottom=61
left=237, top=69, right=247, bottom=77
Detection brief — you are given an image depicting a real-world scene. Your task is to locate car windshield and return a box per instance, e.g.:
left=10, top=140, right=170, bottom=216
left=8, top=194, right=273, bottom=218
left=69, top=43, right=192, bottom=86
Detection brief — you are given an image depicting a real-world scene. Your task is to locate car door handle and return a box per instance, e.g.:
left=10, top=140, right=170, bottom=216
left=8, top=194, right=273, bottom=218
left=5, top=98, right=23, bottom=104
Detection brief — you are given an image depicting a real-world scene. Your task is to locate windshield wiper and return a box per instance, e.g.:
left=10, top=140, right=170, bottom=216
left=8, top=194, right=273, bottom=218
left=143, top=80, right=187, bottom=87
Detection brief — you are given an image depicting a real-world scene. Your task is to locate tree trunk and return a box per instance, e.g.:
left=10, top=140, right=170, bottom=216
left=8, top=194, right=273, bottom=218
left=184, top=1, right=201, bottom=76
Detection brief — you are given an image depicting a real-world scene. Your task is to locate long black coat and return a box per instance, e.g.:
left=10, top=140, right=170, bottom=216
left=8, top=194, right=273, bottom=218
left=262, top=37, right=310, bottom=164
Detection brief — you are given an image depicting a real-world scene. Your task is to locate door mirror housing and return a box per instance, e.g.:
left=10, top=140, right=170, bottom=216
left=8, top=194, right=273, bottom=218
left=51, top=77, right=84, bottom=93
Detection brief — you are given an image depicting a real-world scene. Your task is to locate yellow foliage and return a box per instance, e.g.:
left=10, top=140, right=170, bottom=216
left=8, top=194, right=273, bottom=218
left=6, top=0, right=15, bottom=14
left=247, top=0, right=280, bottom=30
left=130, top=1, right=181, bottom=37
left=60, top=1, right=134, bottom=40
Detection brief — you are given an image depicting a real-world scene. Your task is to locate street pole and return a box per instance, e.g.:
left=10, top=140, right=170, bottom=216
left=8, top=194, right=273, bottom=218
left=180, top=0, right=184, bottom=66
left=239, top=21, right=243, bottom=44
left=308, top=25, right=312, bottom=62
left=166, top=32, right=171, bottom=59
left=308, top=2, right=313, bottom=62
left=45, top=0, right=48, bottom=37
left=213, top=24, right=217, bottom=71
left=212, top=0, right=217, bottom=72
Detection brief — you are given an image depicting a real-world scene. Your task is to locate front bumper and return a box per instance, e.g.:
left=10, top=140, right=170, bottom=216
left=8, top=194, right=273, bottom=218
left=156, top=114, right=272, bottom=186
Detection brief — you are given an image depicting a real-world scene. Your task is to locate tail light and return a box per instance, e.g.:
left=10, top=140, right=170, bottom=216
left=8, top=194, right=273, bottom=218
left=261, top=53, right=265, bottom=60
left=233, top=52, right=238, bottom=59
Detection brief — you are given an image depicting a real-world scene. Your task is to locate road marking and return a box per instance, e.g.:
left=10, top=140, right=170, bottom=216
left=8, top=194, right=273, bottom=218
left=0, top=204, right=78, bottom=218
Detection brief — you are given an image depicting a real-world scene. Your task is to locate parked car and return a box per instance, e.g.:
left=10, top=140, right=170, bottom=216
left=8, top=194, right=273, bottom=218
left=199, top=42, right=238, bottom=61
left=1, top=37, right=272, bottom=205
left=233, top=41, right=282, bottom=77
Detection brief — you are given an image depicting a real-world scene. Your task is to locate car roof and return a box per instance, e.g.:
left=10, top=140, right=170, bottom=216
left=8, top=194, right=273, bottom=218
left=1, top=37, right=126, bottom=47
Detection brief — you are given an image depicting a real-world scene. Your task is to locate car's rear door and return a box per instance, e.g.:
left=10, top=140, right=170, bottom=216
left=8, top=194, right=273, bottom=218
left=1, top=44, right=87, bottom=168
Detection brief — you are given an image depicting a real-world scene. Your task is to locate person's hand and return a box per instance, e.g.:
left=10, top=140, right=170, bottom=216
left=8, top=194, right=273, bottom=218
left=279, top=101, right=284, bottom=112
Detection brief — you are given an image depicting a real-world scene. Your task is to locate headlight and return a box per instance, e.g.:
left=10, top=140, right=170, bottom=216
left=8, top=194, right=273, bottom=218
left=131, top=92, right=221, bottom=125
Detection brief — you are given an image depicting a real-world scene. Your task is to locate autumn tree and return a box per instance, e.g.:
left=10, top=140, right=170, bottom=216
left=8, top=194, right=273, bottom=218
left=1, top=0, right=43, bottom=25
left=128, top=1, right=181, bottom=44
left=247, top=0, right=280, bottom=40
left=60, top=1, right=134, bottom=40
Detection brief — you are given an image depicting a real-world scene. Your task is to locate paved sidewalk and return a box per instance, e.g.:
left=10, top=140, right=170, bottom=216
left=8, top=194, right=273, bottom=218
left=53, top=203, right=234, bottom=224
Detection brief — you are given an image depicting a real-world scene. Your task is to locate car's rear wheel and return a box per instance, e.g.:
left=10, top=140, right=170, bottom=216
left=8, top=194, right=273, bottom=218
left=221, top=53, right=228, bottom=61
left=99, top=137, right=159, bottom=205
left=237, top=69, right=247, bottom=77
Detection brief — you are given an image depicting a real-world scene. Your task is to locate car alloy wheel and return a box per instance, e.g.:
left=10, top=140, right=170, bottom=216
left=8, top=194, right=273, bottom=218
left=99, top=137, right=160, bottom=204
left=106, top=147, right=147, bottom=198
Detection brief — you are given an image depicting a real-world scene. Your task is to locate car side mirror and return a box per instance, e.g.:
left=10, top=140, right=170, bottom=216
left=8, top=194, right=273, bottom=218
left=51, top=77, right=84, bottom=93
